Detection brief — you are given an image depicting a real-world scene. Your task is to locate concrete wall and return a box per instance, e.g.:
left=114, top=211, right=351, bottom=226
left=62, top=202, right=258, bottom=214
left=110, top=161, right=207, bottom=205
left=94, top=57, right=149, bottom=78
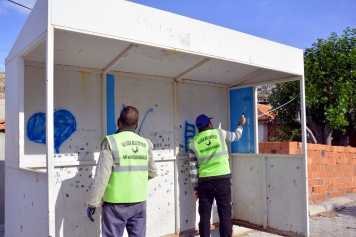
left=259, top=142, right=356, bottom=202
left=0, top=133, right=4, bottom=224
left=232, top=153, right=306, bottom=235
left=0, top=72, right=5, bottom=224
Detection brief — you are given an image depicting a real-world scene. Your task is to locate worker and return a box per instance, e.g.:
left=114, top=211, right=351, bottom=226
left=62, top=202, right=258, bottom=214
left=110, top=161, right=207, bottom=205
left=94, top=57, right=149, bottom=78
left=189, top=113, right=246, bottom=237
left=86, top=106, right=157, bottom=237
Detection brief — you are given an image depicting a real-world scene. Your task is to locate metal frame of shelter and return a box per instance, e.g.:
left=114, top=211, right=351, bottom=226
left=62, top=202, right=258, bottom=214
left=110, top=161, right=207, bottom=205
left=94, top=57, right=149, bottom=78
left=5, top=0, right=309, bottom=236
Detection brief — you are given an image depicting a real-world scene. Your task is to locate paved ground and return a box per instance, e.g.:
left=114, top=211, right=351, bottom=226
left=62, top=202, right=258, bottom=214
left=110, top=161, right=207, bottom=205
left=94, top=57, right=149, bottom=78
left=183, top=194, right=356, bottom=237
left=308, top=202, right=356, bottom=237
left=2, top=195, right=356, bottom=236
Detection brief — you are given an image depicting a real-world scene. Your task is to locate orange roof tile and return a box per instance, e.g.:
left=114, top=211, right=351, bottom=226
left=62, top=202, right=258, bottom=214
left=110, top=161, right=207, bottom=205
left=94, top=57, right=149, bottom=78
left=257, top=104, right=274, bottom=121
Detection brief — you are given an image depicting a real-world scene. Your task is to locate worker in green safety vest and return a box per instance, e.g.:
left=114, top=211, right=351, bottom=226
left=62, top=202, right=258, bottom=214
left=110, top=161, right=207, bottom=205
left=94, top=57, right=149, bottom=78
left=87, top=106, right=157, bottom=237
left=189, top=113, right=246, bottom=237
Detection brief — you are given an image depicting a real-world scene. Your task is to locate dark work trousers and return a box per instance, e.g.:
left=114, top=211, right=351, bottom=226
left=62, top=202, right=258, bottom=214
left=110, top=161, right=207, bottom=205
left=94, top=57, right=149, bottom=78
left=198, top=178, right=232, bottom=237
left=102, top=201, right=146, bottom=237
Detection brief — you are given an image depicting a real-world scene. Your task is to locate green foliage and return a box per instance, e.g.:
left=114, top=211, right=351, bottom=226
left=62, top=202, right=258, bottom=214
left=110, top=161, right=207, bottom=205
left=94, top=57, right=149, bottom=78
left=269, top=27, right=356, bottom=144
left=269, top=126, right=301, bottom=142
left=304, top=27, right=356, bottom=131
left=268, top=81, right=301, bottom=141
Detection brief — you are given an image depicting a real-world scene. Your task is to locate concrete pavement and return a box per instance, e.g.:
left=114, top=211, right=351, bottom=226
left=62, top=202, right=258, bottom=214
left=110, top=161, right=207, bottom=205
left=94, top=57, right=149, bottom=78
left=1, top=194, right=356, bottom=236
left=182, top=193, right=356, bottom=237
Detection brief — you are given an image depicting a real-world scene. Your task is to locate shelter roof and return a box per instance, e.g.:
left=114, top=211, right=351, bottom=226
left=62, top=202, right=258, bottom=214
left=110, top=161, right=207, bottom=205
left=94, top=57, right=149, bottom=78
left=8, top=0, right=304, bottom=87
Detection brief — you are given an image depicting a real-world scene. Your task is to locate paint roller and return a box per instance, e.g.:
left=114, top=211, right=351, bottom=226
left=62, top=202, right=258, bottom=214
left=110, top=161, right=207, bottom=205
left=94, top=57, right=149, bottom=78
left=242, top=96, right=251, bottom=152
left=242, top=96, right=251, bottom=115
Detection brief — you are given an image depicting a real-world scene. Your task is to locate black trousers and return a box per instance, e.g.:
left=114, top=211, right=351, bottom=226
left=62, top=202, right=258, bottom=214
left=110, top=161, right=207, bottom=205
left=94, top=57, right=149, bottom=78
left=198, top=178, right=232, bottom=237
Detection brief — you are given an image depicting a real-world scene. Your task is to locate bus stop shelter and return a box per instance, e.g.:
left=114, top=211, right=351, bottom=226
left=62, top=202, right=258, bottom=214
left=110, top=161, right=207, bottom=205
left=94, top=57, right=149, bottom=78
left=5, top=0, right=308, bottom=236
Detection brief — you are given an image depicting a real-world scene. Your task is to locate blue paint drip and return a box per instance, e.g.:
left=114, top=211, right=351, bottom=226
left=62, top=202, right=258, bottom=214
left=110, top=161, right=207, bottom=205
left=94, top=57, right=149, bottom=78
left=184, top=121, right=196, bottom=152
left=106, top=74, right=116, bottom=135
left=27, top=109, right=77, bottom=153
left=137, top=108, right=153, bottom=135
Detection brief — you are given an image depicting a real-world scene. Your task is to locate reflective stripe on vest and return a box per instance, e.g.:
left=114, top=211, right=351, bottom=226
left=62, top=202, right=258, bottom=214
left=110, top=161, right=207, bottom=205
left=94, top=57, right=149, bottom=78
left=193, top=129, right=228, bottom=163
left=106, top=134, right=149, bottom=171
left=103, top=132, right=149, bottom=203
left=193, top=129, right=230, bottom=178
left=112, top=165, right=148, bottom=172
left=107, top=135, right=120, bottom=166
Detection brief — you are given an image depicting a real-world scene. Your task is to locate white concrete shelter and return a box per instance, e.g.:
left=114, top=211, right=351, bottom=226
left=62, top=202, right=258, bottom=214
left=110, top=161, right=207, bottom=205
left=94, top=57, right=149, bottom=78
left=5, top=0, right=308, bottom=236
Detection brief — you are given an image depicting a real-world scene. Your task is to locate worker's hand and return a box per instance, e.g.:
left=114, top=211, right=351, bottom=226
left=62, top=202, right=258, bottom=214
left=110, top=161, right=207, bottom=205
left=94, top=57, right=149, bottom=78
left=193, top=191, right=199, bottom=199
left=87, top=206, right=96, bottom=222
left=239, top=114, right=246, bottom=125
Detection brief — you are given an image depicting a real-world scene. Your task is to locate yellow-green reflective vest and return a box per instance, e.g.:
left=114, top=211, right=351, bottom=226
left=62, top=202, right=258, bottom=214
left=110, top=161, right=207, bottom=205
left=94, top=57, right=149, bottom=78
left=103, top=131, right=150, bottom=203
left=192, top=129, right=230, bottom=178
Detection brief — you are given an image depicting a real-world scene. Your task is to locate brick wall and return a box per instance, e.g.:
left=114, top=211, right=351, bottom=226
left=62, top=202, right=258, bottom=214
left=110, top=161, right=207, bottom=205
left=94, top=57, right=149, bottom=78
left=267, top=124, right=281, bottom=141
left=259, top=142, right=356, bottom=202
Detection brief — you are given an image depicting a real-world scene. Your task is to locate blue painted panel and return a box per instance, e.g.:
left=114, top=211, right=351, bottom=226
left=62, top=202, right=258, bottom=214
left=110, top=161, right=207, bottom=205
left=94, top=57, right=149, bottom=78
left=106, top=74, right=116, bottom=135
left=230, top=87, right=255, bottom=153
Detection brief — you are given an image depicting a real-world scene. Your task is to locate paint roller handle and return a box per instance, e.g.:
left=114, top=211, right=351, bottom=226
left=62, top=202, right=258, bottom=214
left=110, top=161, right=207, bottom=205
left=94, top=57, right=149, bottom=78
left=87, top=206, right=96, bottom=222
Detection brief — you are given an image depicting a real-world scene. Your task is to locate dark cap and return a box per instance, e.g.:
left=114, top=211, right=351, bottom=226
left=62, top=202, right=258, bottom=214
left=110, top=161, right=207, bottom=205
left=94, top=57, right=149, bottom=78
left=195, top=114, right=212, bottom=129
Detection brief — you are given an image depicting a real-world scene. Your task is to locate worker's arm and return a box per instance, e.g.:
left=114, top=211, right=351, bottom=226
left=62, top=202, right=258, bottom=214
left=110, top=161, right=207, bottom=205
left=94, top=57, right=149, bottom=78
left=146, top=139, right=157, bottom=179
left=221, top=125, right=243, bottom=142
left=87, top=139, right=113, bottom=208
left=188, top=139, right=199, bottom=198
left=221, top=115, right=245, bottom=142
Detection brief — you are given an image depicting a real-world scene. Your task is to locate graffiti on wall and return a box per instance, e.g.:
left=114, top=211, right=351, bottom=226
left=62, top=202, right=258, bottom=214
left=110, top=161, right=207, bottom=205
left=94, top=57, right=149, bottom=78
left=138, top=108, right=154, bottom=135
left=120, top=104, right=154, bottom=135
left=184, top=121, right=195, bottom=153
left=27, top=109, right=77, bottom=153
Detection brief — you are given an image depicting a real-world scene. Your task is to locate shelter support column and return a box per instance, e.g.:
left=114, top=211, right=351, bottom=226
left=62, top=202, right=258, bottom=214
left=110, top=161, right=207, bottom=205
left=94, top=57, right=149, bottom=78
left=173, top=80, right=181, bottom=234
left=253, top=86, right=259, bottom=153
left=46, top=24, right=55, bottom=236
left=299, top=76, right=309, bottom=236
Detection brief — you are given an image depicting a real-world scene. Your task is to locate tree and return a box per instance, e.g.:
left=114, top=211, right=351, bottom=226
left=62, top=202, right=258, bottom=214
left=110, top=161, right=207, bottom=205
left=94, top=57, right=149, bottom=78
left=269, top=27, right=356, bottom=145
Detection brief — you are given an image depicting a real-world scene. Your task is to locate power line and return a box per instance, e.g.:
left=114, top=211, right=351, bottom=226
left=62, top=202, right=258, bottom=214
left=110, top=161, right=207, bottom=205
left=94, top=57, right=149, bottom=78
left=7, top=0, right=32, bottom=10
left=258, top=94, right=299, bottom=118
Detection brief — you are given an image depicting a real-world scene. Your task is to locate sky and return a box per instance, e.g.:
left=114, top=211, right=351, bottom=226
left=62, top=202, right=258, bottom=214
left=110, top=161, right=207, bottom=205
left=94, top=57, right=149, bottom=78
left=0, top=0, right=355, bottom=72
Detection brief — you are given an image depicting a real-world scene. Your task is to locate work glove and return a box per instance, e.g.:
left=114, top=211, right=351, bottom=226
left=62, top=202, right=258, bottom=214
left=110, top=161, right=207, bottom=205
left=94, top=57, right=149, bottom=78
left=87, top=206, right=96, bottom=222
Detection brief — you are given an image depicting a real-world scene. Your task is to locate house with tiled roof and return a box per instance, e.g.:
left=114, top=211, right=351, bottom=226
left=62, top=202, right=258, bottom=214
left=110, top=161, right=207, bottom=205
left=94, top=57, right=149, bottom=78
left=257, top=103, right=274, bottom=142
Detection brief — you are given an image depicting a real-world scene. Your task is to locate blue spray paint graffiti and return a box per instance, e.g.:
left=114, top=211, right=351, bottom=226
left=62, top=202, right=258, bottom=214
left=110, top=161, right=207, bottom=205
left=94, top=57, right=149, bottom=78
left=27, top=112, right=47, bottom=144
left=27, top=109, right=77, bottom=153
left=184, top=121, right=196, bottom=152
left=118, top=104, right=153, bottom=135
left=138, top=108, right=153, bottom=135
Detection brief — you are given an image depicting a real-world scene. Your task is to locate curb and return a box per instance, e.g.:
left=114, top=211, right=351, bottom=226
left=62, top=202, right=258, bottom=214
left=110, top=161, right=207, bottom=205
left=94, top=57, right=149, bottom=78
left=309, top=193, right=356, bottom=216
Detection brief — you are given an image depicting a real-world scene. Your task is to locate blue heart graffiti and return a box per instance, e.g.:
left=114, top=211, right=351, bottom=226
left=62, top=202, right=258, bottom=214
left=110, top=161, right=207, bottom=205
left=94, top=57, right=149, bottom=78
left=27, top=110, right=77, bottom=153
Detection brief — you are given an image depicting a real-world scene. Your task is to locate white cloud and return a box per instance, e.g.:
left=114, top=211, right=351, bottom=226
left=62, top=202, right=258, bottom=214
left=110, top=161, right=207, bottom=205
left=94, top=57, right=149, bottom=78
left=0, top=0, right=36, bottom=15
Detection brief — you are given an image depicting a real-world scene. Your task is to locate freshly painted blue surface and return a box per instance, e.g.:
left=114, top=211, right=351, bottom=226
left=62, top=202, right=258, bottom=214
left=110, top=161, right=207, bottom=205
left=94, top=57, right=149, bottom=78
left=230, top=87, right=255, bottom=153
left=184, top=121, right=196, bottom=152
left=27, top=110, right=77, bottom=153
left=107, top=74, right=116, bottom=135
